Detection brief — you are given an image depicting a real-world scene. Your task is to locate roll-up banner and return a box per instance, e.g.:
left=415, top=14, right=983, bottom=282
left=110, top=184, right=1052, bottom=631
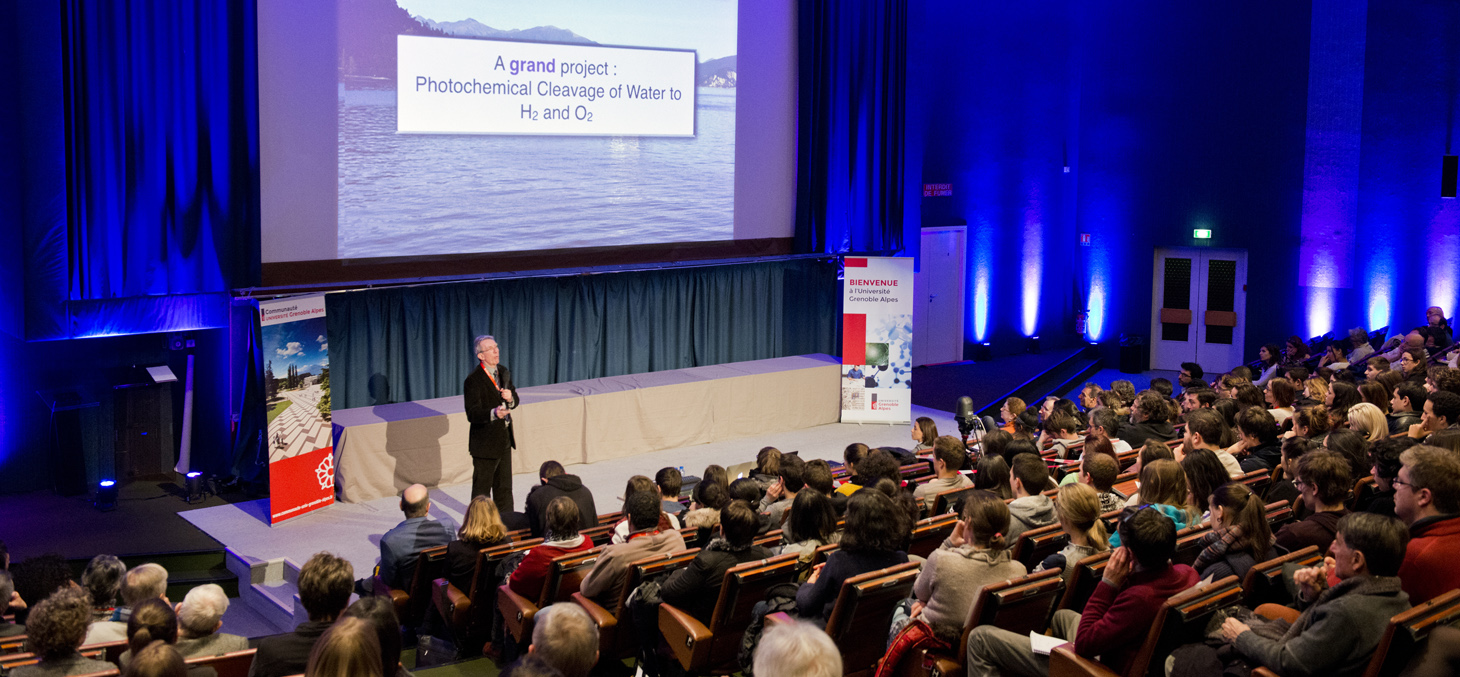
left=841, top=257, right=914, bottom=424
left=259, top=294, right=335, bottom=524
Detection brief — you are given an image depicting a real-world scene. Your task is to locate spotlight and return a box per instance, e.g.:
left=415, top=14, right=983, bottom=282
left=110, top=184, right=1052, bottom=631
left=185, top=472, right=206, bottom=504
left=1027, top=336, right=1041, bottom=354
left=95, top=480, right=118, bottom=511
left=972, top=342, right=993, bottom=362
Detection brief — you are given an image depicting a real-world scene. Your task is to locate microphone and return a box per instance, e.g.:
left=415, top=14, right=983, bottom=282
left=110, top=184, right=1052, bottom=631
left=955, top=397, right=975, bottom=440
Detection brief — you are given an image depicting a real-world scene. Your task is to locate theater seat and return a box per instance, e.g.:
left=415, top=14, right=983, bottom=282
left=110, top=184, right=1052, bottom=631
left=372, top=544, right=449, bottom=627
left=1051, top=575, right=1242, bottom=677
left=573, top=548, right=700, bottom=661
left=658, top=554, right=799, bottom=674
left=431, top=538, right=543, bottom=644
left=822, top=562, right=921, bottom=676
left=185, top=648, right=256, bottom=677
left=893, top=568, right=1065, bottom=677
left=1241, top=545, right=1320, bottom=609
left=498, top=547, right=604, bottom=645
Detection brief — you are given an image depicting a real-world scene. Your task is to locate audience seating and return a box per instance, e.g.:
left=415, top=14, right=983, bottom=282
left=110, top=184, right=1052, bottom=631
left=931, top=486, right=978, bottom=517
left=73, top=670, right=119, bottom=677
left=498, top=546, right=604, bottom=645
left=0, top=647, right=107, bottom=670
left=767, top=561, right=922, bottom=677
left=1049, top=575, right=1243, bottom=677
left=1056, top=550, right=1114, bottom=614
left=1264, top=500, right=1295, bottom=531
left=1251, top=588, right=1460, bottom=677
left=902, top=462, right=934, bottom=481
left=1239, top=545, right=1322, bottom=611
left=431, top=537, right=543, bottom=642
left=1172, top=523, right=1214, bottom=567
left=1235, top=469, right=1272, bottom=500
left=1012, top=522, right=1070, bottom=571
left=897, top=569, right=1066, bottom=677
left=908, top=514, right=960, bottom=559
left=582, top=524, right=617, bottom=546
left=810, top=543, right=840, bottom=569
left=658, top=553, right=799, bottom=674
left=0, top=635, right=25, bottom=654
left=185, top=648, right=256, bottom=677
left=574, top=548, right=701, bottom=662
left=372, top=543, right=449, bottom=627
left=753, top=530, right=783, bottom=548
left=1351, top=476, right=1378, bottom=510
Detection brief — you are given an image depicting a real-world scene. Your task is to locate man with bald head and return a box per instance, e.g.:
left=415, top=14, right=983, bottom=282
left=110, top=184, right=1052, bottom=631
left=375, top=483, right=457, bottom=590
left=1380, top=330, right=1427, bottom=363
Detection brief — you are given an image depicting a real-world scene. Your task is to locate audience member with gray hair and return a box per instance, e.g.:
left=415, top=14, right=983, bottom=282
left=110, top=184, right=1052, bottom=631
left=87, top=562, right=170, bottom=644
left=175, top=584, right=248, bottom=659
left=527, top=603, right=598, bottom=677
left=752, top=620, right=842, bottom=677
left=0, top=570, right=22, bottom=638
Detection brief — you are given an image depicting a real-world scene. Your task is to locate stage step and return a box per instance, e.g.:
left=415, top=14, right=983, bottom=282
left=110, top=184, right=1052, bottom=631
left=226, top=548, right=304, bottom=634
left=67, top=549, right=238, bottom=601
left=975, top=349, right=1103, bottom=419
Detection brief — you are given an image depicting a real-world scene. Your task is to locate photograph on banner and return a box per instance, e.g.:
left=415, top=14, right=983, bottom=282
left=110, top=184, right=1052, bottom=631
left=259, top=294, right=335, bottom=523
left=841, top=257, right=913, bottom=424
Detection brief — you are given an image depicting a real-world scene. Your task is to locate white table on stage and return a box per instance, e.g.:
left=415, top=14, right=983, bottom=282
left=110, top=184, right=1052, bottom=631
left=329, top=354, right=841, bottom=502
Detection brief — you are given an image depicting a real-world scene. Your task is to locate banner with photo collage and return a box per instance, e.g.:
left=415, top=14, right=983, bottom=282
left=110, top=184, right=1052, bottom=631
left=259, top=294, right=335, bottom=524
left=841, top=257, right=914, bottom=424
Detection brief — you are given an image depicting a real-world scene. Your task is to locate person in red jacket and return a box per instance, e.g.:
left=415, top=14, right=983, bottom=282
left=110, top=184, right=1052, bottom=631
left=509, top=497, right=594, bottom=601
left=965, top=505, right=1199, bottom=677
left=1394, top=445, right=1460, bottom=603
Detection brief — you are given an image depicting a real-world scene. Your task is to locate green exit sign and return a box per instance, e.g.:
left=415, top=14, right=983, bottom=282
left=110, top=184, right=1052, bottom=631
left=1193, top=229, right=1213, bottom=239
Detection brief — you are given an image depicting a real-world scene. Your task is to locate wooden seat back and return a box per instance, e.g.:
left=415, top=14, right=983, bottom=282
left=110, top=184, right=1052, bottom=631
left=965, top=568, right=1066, bottom=645
left=0, top=635, right=25, bottom=654
left=372, top=544, right=449, bottom=626
left=185, top=648, right=257, bottom=677
left=581, top=524, right=616, bottom=546
left=1172, top=523, right=1214, bottom=567
left=901, top=462, right=934, bottom=481
left=825, top=562, right=923, bottom=674
left=433, top=537, right=543, bottom=632
left=1362, top=588, right=1460, bottom=677
left=932, top=486, right=979, bottom=516
left=1236, top=468, right=1273, bottom=500
left=1241, top=545, right=1320, bottom=609
left=1121, top=576, right=1243, bottom=677
left=810, top=543, right=840, bottom=569
left=1264, top=500, right=1295, bottom=531
left=1351, top=476, right=1378, bottom=511
left=1013, top=522, right=1070, bottom=571
left=661, top=553, right=800, bottom=672
left=908, top=514, right=959, bottom=559
left=593, top=548, right=701, bottom=659
left=498, top=546, right=604, bottom=643
left=1057, top=550, right=1114, bottom=614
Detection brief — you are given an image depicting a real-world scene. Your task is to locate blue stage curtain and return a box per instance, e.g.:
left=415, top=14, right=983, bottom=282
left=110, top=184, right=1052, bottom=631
left=55, top=0, right=258, bottom=314
left=326, top=259, right=840, bottom=410
left=795, top=0, right=907, bottom=255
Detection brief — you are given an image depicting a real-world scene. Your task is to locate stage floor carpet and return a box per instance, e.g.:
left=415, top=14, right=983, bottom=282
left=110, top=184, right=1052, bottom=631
left=179, top=405, right=959, bottom=580
left=1, top=478, right=228, bottom=559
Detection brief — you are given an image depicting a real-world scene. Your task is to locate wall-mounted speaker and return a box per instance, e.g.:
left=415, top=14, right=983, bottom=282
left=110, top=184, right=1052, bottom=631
left=1443, top=155, right=1458, bottom=198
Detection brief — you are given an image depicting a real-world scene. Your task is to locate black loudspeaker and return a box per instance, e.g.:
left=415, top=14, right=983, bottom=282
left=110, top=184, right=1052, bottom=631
left=1444, top=155, right=1458, bottom=198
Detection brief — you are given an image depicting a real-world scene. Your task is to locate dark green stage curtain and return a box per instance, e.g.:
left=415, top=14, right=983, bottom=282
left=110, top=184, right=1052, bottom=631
left=327, top=259, right=840, bottom=410
left=795, top=0, right=907, bottom=255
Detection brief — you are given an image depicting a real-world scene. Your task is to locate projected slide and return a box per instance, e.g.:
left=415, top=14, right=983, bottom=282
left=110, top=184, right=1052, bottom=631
left=338, top=0, right=737, bottom=260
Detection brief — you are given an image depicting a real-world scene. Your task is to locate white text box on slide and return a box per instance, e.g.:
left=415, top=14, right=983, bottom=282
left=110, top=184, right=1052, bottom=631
left=397, top=35, right=697, bottom=137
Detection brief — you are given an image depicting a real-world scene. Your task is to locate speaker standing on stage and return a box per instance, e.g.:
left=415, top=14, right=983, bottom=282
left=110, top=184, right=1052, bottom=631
left=464, top=334, right=519, bottom=513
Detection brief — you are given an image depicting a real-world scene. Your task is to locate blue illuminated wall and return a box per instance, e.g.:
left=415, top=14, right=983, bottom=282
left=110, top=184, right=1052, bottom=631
left=906, top=0, right=1457, bottom=364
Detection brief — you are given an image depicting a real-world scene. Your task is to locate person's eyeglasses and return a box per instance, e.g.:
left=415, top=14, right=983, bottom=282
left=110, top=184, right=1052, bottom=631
left=1119, top=504, right=1153, bottom=527
left=1391, top=477, right=1416, bottom=491
left=1293, top=479, right=1308, bottom=490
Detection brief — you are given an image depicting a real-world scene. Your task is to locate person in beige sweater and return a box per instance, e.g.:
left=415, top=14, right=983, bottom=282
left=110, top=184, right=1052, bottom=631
left=579, top=492, right=687, bottom=608
left=913, top=436, right=975, bottom=503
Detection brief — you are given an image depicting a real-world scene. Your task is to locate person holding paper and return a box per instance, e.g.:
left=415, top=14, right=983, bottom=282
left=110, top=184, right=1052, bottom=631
left=464, top=334, right=520, bottom=514
left=964, top=505, right=1198, bottom=677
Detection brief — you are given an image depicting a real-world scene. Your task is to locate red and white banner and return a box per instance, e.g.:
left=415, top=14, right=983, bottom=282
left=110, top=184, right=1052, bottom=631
left=259, top=295, right=335, bottom=524
left=841, top=257, right=914, bottom=423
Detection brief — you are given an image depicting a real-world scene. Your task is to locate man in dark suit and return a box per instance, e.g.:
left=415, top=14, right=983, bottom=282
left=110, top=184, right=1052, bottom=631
left=464, top=334, right=520, bottom=514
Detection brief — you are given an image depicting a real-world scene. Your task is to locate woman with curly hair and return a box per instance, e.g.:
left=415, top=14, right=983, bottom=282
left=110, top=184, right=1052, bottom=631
left=795, top=489, right=908, bottom=625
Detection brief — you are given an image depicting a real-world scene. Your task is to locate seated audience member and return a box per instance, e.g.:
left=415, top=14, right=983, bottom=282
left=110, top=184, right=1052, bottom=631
left=509, top=497, right=594, bottom=602
left=836, top=443, right=870, bottom=495
left=1212, top=397, right=1241, bottom=432
left=120, top=598, right=218, bottom=676
left=1358, top=381, right=1391, bottom=414
left=11, top=554, right=74, bottom=625
left=884, top=491, right=1025, bottom=669
left=1286, top=404, right=1330, bottom=442
left=1035, top=484, right=1110, bottom=582
left=1011, top=411, right=1041, bottom=441
left=682, top=479, right=731, bottom=529
left=1113, top=459, right=1196, bottom=545
left=1346, top=327, right=1376, bottom=363
left=1253, top=343, right=1282, bottom=387
left=1182, top=409, right=1245, bottom=477
left=876, top=478, right=922, bottom=546
left=1040, top=414, right=1083, bottom=460
left=759, top=455, right=806, bottom=529
left=656, top=467, right=686, bottom=518
left=82, top=554, right=125, bottom=621
left=524, top=461, right=599, bottom=539
left=801, top=459, right=848, bottom=516
left=1194, top=483, right=1274, bottom=582
left=843, top=449, right=902, bottom=495
left=13, top=586, right=116, bottom=677
left=1179, top=362, right=1205, bottom=390
left=1411, top=390, right=1460, bottom=441
left=1212, top=513, right=1411, bottom=677
left=1127, top=438, right=1176, bottom=483
left=1357, top=438, right=1413, bottom=520
left=611, top=476, right=681, bottom=543
left=967, top=505, right=1198, bottom=677
left=1111, top=380, right=1138, bottom=408
left=1119, top=391, right=1180, bottom=448
left=1395, top=445, right=1460, bottom=604
left=775, top=489, right=840, bottom=567
left=174, top=584, right=248, bottom=659
left=1182, top=449, right=1233, bottom=518
left=89, top=562, right=170, bottom=644
left=250, top=552, right=355, bottom=677
left=1323, top=428, right=1373, bottom=485
left=795, top=489, right=909, bottom=626
left=528, top=604, right=598, bottom=677
left=342, top=597, right=404, bottom=677
left=729, top=477, right=763, bottom=504
left=0, top=571, right=23, bottom=637
left=1234, top=384, right=1267, bottom=413
left=662, top=500, right=772, bottom=624
left=444, top=495, right=509, bottom=593
left=373, top=484, right=456, bottom=592
left=1364, top=356, right=1392, bottom=382
left=1005, top=454, right=1056, bottom=542
left=1267, top=437, right=1313, bottom=512
left=1328, top=382, right=1362, bottom=428
left=1436, top=367, right=1460, bottom=395
left=1265, top=378, right=1297, bottom=426
left=972, top=454, right=1014, bottom=500
left=752, top=447, right=784, bottom=492
left=1319, top=344, right=1351, bottom=371
left=504, top=655, right=563, bottom=677
left=1347, top=402, right=1389, bottom=443
left=581, top=492, right=687, bottom=608
left=1379, top=330, right=1427, bottom=364
left=1079, top=382, right=1105, bottom=412
left=304, top=616, right=382, bottom=677
left=1302, top=379, right=1329, bottom=412
left=1274, top=451, right=1352, bottom=555
left=998, top=397, right=1026, bottom=433
left=1231, top=407, right=1281, bottom=474
left=1086, top=408, right=1133, bottom=455
left=1402, top=348, right=1431, bottom=385
left=1181, top=387, right=1218, bottom=415
left=913, top=436, right=975, bottom=501
left=1375, top=368, right=1406, bottom=397
left=753, top=621, right=841, bottom=677
left=911, top=416, right=939, bottom=454
left=1083, top=451, right=1127, bottom=513
left=1429, top=428, right=1460, bottom=453
left=125, top=641, right=189, bottom=677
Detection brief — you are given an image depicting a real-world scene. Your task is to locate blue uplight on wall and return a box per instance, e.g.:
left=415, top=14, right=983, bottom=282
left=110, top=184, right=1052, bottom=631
left=1087, top=281, right=1106, bottom=342
left=1366, top=248, right=1396, bottom=335
left=1429, top=205, right=1458, bottom=321
left=971, top=219, right=994, bottom=342
left=1305, top=286, right=1335, bottom=340
left=1021, top=202, right=1043, bottom=337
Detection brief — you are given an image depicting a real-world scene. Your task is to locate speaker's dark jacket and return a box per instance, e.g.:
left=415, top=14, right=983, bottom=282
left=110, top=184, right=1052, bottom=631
left=464, top=364, right=519, bottom=459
